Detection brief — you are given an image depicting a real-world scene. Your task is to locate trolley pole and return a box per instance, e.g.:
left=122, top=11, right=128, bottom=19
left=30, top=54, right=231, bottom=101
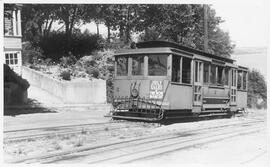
left=203, top=4, right=209, bottom=53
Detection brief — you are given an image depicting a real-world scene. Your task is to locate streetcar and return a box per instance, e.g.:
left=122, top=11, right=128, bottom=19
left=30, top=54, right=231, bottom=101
left=107, top=41, right=248, bottom=122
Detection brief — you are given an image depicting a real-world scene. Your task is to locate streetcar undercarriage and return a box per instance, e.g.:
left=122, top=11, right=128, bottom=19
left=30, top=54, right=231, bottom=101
left=106, top=97, right=242, bottom=122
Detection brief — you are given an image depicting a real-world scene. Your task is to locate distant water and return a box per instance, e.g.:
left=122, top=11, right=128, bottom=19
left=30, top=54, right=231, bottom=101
left=232, top=47, right=267, bottom=77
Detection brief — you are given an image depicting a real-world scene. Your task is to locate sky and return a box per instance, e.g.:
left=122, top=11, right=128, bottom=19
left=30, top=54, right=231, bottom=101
left=212, top=1, right=268, bottom=48
left=211, top=0, right=268, bottom=77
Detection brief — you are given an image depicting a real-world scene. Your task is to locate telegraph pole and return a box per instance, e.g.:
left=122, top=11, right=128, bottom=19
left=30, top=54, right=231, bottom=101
left=203, top=4, right=209, bottom=52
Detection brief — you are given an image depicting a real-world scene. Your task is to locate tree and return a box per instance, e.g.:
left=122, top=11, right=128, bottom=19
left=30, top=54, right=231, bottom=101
left=21, top=4, right=58, bottom=44
left=98, top=5, right=118, bottom=42
left=247, top=69, right=267, bottom=108
left=136, top=4, right=234, bottom=57
left=22, top=4, right=92, bottom=53
left=55, top=4, right=90, bottom=53
left=20, top=4, right=234, bottom=57
left=102, top=4, right=142, bottom=44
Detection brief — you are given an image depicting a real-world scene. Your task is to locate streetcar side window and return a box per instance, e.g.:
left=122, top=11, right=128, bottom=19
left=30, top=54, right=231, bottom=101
left=237, top=70, right=243, bottom=89
left=116, top=56, right=128, bottom=76
left=148, top=54, right=167, bottom=76
left=132, top=55, right=144, bottom=75
left=237, top=70, right=247, bottom=91
left=182, top=57, right=191, bottom=84
left=243, top=71, right=247, bottom=90
left=203, top=62, right=210, bottom=84
left=210, top=64, right=216, bottom=84
left=224, top=67, right=229, bottom=86
left=171, top=55, right=181, bottom=82
left=231, top=69, right=237, bottom=87
left=217, top=66, right=224, bottom=85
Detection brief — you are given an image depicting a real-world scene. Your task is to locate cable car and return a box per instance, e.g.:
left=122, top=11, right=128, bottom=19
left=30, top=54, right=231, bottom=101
left=107, top=41, right=248, bottom=122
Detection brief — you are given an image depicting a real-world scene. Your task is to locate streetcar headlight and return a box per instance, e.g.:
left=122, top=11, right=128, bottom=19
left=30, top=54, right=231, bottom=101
left=131, top=89, right=139, bottom=98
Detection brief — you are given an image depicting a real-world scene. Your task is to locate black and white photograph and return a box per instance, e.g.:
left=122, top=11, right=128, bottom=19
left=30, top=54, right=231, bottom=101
left=2, top=0, right=268, bottom=166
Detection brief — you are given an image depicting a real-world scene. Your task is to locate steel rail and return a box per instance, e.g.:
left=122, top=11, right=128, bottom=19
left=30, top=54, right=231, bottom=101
left=8, top=119, right=265, bottom=163
left=4, top=122, right=150, bottom=143
left=41, top=123, right=266, bottom=163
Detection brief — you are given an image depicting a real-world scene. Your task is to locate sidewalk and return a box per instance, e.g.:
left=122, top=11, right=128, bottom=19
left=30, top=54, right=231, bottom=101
left=4, top=85, right=112, bottom=132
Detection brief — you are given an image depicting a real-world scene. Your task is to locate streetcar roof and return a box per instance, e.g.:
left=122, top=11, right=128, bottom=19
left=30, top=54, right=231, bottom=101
left=115, top=40, right=235, bottom=64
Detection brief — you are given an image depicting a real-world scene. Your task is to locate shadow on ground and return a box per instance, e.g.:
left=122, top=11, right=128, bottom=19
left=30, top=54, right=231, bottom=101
left=4, top=98, right=57, bottom=116
left=114, top=115, right=232, bottom=125
left=160, top=116, right=230, bottom=125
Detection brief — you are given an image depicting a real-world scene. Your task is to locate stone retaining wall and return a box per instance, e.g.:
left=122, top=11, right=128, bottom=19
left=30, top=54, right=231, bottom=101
left=22, top=66, right=106, bottom=104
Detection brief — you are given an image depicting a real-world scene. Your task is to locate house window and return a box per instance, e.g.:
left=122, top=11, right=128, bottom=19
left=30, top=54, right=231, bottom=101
left=5, top=52, right=19, bottom=65
left=4, top=9, right=20, bottom=36
left=132, top=56, right=144, bottom=75
left=4, top=11, right=14, bottom=36
left=148, top=54, right=167, bottom=76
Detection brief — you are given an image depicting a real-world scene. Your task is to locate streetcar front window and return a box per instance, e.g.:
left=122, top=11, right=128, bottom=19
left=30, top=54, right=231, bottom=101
left=116, top=56, right=128, bottom=76
left=148, top=54, right=167, bottom=76
left=132, top=55, right=144, bottom=75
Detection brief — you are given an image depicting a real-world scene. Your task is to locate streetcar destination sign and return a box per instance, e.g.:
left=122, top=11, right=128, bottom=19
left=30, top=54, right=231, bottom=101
left=149, top=80, right=164, bottom=99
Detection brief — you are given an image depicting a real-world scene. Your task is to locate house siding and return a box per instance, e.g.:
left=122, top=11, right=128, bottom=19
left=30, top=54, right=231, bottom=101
left=4, top=36, right=22, bottom=50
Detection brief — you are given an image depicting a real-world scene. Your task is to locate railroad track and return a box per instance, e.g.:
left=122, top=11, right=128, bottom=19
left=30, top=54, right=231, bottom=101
left=7, top=119, right=265, bottom=163
left=4, top=121, right=153, bottom=143
left=4, top=116, right=263, bottom=143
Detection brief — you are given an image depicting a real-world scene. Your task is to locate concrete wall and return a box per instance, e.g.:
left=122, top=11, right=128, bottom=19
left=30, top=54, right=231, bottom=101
left=22, top=66, right=106, bottom=104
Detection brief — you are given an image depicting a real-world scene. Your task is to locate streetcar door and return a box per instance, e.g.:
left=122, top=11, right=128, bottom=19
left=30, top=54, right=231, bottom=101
left=194, top=61, right=203, bottom=106
left=230, top=68, right=237, bottom=106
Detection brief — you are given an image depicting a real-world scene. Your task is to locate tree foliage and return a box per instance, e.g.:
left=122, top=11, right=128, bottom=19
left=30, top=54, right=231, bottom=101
left=247, top=69, right=267, bottom=109
left=21, top=4, right=58, bottom=44
left=20, top=4, right=234, bottom=58
left=136, top=4, right=234, bottom=57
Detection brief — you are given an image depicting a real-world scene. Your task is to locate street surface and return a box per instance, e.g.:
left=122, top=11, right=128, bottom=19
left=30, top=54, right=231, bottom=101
left=3, top=85, right=267, bottom=165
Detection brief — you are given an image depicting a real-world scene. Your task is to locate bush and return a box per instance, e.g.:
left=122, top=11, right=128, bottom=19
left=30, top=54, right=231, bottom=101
left=4, top=64, right=30, bottom=90
left=86, top=67, right=99, bottom=78
left=248, top=69, right=267, bottom=109
left=22, top=42, right=44, bottom=65
left=60, top=70, right=71, bottom=81
left=38, top=31, right=104, bottom=61
left=60, top=54, right=77, bottom=68
left=73, top=50, right=114, bottom=101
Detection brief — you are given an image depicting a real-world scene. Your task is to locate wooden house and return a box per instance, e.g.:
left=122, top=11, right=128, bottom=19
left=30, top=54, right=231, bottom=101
left=4, top=4, right=22, bottom=75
